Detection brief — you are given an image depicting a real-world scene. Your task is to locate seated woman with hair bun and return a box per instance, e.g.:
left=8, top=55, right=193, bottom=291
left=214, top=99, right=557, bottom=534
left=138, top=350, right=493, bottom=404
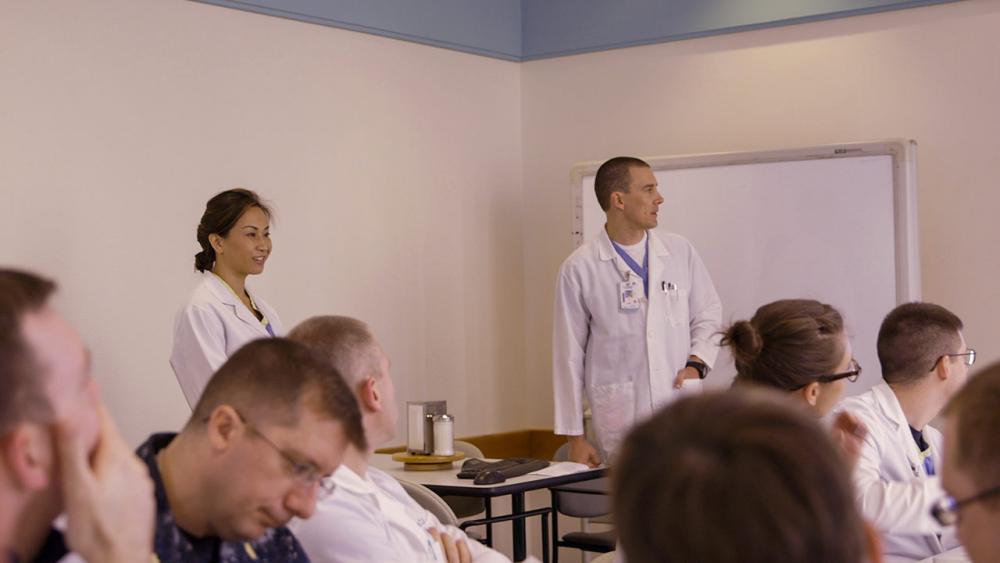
left=721, top=298, right=860, bottom=416
left=170, top=188, right=283, bottom=408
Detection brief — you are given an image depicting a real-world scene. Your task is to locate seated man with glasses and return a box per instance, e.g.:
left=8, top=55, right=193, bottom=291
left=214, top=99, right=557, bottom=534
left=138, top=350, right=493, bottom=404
left=838, top=302, right=971, bottom=563
left=935, top=360, right=1000, bottom=563
left=141, top=337, right=366, bottom=563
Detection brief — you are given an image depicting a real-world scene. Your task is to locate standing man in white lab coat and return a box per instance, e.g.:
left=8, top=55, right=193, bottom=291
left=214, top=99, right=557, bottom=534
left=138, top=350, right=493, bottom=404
left=553, top=156, right=722, bottom=465
left=838, top=302, right=970, bottom=563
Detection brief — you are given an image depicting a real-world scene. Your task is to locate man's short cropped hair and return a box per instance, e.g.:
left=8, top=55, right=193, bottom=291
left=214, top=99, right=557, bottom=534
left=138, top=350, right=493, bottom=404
left=0, top=269, right=57, bottom=434
left=614, top=389, right=866, bottom=563
left=944, top=361, right=1000, bottom=503
left=287, top=316, right=381, bottom=388
left=190, top=338, right=367, bottom=450
left=594, top=156, right=650, bottom=212
left=877, top=302, right=963, bottom=385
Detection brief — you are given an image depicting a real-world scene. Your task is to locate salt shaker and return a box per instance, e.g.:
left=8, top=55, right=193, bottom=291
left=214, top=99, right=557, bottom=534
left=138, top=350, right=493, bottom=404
left=432, top=414, right=455, bottom=456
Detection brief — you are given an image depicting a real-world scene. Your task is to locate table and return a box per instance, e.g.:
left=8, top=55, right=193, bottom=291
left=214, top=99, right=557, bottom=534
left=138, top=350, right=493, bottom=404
left=372, top=454, right=608, bottom=562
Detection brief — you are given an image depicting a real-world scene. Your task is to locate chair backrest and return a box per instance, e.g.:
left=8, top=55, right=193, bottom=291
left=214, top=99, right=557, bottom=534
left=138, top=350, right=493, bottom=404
left=441, top=440, right=487, bottom=519
left=552, top=441, right=611, bottom=518
left=591, top=551, right=617, bottom=563
left=453, top=440, right=484, bottom=459
left=399, top=479, right=459, bottom=527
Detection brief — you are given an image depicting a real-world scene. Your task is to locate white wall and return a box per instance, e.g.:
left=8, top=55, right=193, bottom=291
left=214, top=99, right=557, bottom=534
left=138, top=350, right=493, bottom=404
left=519, top=0, right=1000, bottom=427
left=3, top=0, right=999, bottom=445
left=0, top=0, right=524, bottom=445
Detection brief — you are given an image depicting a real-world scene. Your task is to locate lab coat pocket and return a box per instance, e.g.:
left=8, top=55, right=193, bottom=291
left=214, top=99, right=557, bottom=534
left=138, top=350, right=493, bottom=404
left=666, top=288, right=690, bottom=327
left=589, top=381, right=636, bottom=456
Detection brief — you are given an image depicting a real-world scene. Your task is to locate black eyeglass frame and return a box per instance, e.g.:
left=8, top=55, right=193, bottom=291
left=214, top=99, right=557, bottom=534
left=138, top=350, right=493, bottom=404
left=931, top=485, right=1000, bottom=526
left=230, top=409, right=336, bottom=498
left=789, top=359, right=862, bottom=390
left=930, top=348, right=977, bottom=372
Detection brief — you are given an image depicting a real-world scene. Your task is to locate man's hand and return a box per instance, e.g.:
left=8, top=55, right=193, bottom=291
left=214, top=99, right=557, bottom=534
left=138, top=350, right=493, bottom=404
left=830, top=411, right=868, bottom=470
left=567, top=435, right=601, bottom=468
left=672, top=366, right=700, bottom=389
left=430, top=528, right=471, bottom=563
left=55, top=405, right=155, bottom=563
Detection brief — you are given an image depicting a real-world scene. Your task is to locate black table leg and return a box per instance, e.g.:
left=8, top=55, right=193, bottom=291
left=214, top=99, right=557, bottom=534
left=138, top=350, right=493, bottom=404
left=512, top=492, right=526, bottom=561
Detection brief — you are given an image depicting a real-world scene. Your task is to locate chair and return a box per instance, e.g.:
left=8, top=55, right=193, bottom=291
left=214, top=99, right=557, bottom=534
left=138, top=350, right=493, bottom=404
left=399, top=479, right=460, bottom=527
left=591, top=552, right=616, bottom=563
left=441, top=440, right=491, bottom=543
left=550, top=443, right=616, bottom=562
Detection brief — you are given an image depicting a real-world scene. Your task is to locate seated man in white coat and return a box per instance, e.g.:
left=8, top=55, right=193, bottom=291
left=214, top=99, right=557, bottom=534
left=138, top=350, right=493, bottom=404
left=838, top=302, right=970, bottom=562
left=288, top=316, right=520, bottom=563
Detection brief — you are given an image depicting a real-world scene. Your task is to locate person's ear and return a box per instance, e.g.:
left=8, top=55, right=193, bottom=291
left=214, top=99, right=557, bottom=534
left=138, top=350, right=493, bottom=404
left=359, top=377, right=381, bottom=413
left=933, top=356, right=951, bottom=382
left=612, top=191, right=626, bottom=210
left=798, top=382, right=821, bottom=407
left=209, top=233, right=224, bottom=254
left=2, top=424, right=53, bottom=491
left=206, top=405, right=241, bottom=451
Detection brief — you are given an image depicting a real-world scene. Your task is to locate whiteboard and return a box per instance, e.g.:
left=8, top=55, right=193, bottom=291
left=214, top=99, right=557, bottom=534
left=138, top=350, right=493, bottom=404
left=571, top=141, right=919, bottom=394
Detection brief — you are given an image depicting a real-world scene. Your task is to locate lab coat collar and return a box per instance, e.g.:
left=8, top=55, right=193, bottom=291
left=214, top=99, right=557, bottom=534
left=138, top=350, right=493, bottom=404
left=870, top=382, right=908, bottom=432
left=202, top=271, right=267, bottom=329
left=598, top=228, right=670, bottom=282
left=330, top=464, right=379, bottom=497
left=597, top=228, right=670, bottom=261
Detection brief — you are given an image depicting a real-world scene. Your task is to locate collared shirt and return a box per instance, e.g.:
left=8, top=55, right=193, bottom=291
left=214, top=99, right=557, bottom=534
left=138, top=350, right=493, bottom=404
left=289, top=465, right=513, bottom=563
left=136, top=433, right=310, bottom=563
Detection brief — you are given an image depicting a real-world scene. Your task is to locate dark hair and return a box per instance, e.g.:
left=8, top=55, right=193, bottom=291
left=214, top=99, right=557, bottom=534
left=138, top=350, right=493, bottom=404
left=190, top=338, right=367, bottom=450
left=877, top=302, right=963, bottom=385
left=614, top=389, right=867, bottom=563
left=0, top=269, right=57, bottom=434
left=288, top=316, right=381, bottom=389
left=721, top=299, right=845, bottom=390
left=594, top=156, right=649, bottom=211
left=944, top=361, right=1000, bottom=502
left=194, top=188, right=272, bottom=272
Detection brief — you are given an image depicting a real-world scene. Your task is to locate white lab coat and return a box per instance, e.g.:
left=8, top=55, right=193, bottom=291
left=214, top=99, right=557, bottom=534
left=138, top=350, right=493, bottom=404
left=837, top=383, right=959, bottom=563
left=169, top=271, right=283, bottom=408
left=553, top=229, right=722, bottom=459
left=289, top=465, right=520, bottom=563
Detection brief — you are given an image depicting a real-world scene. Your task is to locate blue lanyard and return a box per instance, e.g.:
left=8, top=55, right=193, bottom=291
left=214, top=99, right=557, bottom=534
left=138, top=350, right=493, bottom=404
left=611, top=236, right=649, bottom=297
left=265, top=322, right=275, bottom=337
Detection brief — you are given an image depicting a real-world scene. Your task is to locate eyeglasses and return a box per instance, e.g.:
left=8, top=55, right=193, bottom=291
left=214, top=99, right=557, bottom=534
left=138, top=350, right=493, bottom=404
left=232, top=409, right=336, bottom=499
left=930, top=349, right=977, bottom=371
left=789, top=359, right=861, bottom=390
left=931, top=485, right=1000, bottom=526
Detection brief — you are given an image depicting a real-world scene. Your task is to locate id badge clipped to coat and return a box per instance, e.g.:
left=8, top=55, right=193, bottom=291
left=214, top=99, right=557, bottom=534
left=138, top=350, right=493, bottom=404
left=620, top=279, right=641, bottom=310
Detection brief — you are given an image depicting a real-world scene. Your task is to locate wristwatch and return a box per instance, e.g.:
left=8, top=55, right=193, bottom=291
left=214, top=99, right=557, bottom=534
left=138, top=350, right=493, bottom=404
left=686, top=360, right=708, bottom=379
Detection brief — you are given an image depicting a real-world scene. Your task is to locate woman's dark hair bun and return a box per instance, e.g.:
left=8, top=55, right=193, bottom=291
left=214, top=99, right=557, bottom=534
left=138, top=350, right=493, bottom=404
left=723, top=320, right=764, bottom=366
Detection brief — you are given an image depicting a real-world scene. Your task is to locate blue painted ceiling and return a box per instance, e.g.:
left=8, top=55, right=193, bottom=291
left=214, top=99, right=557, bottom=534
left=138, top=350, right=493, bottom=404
left=195, top=0, right=961, bottom=61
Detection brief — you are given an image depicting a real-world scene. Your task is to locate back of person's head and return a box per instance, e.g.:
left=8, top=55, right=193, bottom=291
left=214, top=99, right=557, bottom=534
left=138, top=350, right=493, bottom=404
left=189, top=338, right=366, bottom=450
left=287, top=316, right=382, bottom=389
left=721, top=299, right=846, bottom=390
left=595, top=156, right=650, bottom=212
left=0, top=269, right=57, bottom=434
left=614, top=389, right=867, bottom=563
left=194, top=188, right=272, bottom=272
left=877, top=302, right=963, bottom=385
left=944, top=361, right=1000, bottom=503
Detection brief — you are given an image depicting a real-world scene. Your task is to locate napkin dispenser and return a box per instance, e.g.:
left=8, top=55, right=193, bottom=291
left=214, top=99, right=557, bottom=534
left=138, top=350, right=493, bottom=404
left=406, top=401, right=447, bottom=454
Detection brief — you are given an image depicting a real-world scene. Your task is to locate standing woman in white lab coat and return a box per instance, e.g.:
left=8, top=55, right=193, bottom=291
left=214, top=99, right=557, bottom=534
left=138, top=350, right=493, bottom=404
left=170, top=189, right=283, bottom=407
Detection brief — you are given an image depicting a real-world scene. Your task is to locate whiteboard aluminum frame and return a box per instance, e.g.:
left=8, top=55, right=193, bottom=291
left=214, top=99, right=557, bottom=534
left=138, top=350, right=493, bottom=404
left=570, top=140, right=920, bottom=303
